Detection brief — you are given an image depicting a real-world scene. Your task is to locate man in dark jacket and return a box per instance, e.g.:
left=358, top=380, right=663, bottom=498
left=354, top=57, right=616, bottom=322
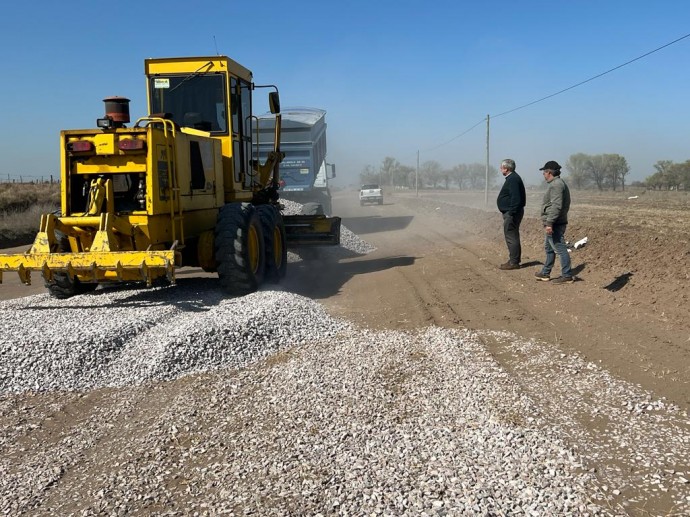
left=496, top=158, right=526, bottom=270
left=535, top=160, right=573, bottom=283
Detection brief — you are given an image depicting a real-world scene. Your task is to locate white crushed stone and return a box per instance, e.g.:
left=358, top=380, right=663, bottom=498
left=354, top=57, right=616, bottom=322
left=282, top=198, right=377, bottom=257
left=479, top=329, right=690, bottom=515
left=0, top=302, right=608, bottom=514
left=0, top=261, right=686, bottom=514
left=0, top=288, right=349, bottom=393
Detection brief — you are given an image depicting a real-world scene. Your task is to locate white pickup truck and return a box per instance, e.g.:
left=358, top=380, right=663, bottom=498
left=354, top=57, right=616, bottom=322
left=359, top=184, right=383, bottom=206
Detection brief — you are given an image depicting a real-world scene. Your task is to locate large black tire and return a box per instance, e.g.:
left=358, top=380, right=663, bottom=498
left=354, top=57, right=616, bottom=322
left=256, top=204, right=287, bottom=283
left=45, top=232, right=98, bottom=299
left=214, top=203, right=265, bottom=295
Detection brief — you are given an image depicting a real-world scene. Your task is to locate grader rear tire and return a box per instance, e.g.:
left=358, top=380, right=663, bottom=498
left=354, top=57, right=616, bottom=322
left=214, top=203, right=265, bottom=295
left=257, top=205, right=287, bottom=283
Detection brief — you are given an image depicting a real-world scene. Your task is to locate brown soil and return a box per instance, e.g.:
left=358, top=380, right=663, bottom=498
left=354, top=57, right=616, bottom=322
left=2, top=188, right=688, bottom=410
left=286, top=188, right=690, bottom=412
left=1, top=188, right=689, bottom=515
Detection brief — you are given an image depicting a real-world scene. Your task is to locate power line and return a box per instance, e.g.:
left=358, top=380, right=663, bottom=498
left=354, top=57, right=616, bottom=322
left=423, top=31, right=690, bottom=152
left=492, top=31, right=690, bottom=119
left=420, top=117, right=486, bottom=153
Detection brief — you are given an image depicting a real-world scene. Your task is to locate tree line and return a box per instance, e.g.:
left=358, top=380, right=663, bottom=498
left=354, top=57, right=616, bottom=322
left=644, top=160, right=690, bottom=190
left=360, top=157, right=499, bottom=190
left=361, top=153, right=690, bottom=191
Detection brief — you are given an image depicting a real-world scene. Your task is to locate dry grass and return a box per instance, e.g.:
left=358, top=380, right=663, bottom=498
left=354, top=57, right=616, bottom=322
left=0, top=183, right=59, bottom=212
left=0, top=183, right=60, bottom=245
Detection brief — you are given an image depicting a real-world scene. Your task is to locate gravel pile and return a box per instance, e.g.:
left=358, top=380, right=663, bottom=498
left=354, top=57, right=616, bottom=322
left=0, top=302, right=607, bottom=515
left=0, top=288, right=350, bottom=393
left=481, top=330, right=690, bottom=515
left=281, top=198, right=377, bottom=258
left=0, top=207, right=687, bottom=514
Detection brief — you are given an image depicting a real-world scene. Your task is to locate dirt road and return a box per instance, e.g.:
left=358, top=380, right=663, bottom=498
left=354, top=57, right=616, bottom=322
left=2, top=189, right=689, bottom=515
left=287, top=189, right=689, bottom=412
left=4, top=189, right=688, bottom=409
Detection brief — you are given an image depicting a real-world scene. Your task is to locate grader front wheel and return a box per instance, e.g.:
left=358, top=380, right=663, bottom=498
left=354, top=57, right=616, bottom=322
left=257, top=204, right=287, bottom=283
left=214, top=203, right=265, bottom=295
left=44, top=232, right=98, bottom=299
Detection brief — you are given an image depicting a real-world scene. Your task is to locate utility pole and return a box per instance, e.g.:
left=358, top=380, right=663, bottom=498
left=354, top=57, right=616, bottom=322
left=485, top=114, right=490, bottom=206
left=416, top=150, right=419, bottom=196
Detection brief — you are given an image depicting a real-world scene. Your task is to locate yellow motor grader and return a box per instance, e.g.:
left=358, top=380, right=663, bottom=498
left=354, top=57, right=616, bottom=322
left=0, top=56, right=341, bottom=298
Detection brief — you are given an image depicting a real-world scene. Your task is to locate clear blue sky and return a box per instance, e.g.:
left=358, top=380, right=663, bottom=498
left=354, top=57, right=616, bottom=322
left=1, top=1, right=689, bottom=186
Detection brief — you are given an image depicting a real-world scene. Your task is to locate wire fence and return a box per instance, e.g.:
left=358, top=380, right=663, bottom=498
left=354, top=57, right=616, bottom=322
left=0, top=175, right=59, bottom=184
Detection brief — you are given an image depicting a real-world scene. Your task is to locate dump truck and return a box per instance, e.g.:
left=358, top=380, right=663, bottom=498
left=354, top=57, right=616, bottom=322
left=256, top=108, right=335, bottom=215
left=0, top=56, right=341, bottom=298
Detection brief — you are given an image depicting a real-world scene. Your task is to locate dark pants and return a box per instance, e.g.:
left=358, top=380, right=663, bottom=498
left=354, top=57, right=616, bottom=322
left=502, top=210, right=523, bottom=265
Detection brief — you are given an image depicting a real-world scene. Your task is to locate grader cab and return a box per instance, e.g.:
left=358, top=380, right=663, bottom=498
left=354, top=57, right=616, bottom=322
left=0, top=56, right=341, bottom=298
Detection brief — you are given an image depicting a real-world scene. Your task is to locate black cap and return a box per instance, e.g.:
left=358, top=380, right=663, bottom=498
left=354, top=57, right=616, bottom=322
left=539, top=160, right=561, bottom=171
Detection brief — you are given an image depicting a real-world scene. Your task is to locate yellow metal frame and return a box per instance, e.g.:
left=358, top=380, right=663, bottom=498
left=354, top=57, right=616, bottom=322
left=0, top=55, right=342, bottom=295
left=134, top=116, right=184, bottom=244
left=0, top=249, right=177, bottom=287
left=0, top=210, right=180, bottom=286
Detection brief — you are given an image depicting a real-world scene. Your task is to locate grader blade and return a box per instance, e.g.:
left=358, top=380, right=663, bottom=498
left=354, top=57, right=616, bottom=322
left=0, top=250, right=178, bottom=286
left=284, top=214, right=342, bottom=247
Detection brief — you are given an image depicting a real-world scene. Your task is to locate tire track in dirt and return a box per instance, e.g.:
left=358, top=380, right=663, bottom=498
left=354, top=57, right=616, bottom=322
left=333, top=200, right=690, bottom=515
left=322, top=193, right=689, bottom=438
left=1, top=383, right=197, bottom=512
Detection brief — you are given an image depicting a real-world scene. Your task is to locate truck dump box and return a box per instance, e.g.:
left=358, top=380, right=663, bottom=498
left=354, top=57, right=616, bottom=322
left=257, top=108, right=327, bottom=194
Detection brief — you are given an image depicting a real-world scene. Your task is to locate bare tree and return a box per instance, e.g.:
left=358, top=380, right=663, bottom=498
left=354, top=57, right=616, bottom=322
left=421, top=160, right=443, bottom=189
left=585, top=155, right=608, bottom=191
left=379, top=157, right=400, bottom=187
left=566, top=153, right=593, bottom=189
left=602, top=154, right=629, bottom=191
left=467, top=163, right=486, bottom=189
left=450, top=164, right=469, bottom=189
left=397, top=165, right=415, bottom=189
left=441, top=168, right=453, bottom=190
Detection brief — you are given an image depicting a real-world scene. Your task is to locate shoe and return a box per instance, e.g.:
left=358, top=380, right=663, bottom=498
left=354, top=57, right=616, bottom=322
left=534, top=272, right=550, bottom=281
left=499, top=262, right=520, bottom=270
left=552, top=276, right=575, bottom=284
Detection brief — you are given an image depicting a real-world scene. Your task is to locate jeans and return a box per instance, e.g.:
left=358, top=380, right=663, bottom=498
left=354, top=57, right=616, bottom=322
left=540, top=223, right=572, bottom=278
left=502, top=210, right=524, bottom=265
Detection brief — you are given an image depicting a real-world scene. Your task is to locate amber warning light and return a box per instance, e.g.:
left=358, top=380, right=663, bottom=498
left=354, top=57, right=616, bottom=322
left=97, top=96, right=131, bottom=129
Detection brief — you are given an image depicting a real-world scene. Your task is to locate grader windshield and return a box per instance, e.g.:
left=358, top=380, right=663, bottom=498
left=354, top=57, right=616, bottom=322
left=148, top=73, right=229, bottom=133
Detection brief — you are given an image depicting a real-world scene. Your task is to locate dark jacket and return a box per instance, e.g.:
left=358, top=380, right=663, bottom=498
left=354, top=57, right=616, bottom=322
left=497, top=171, right=526, bottom=216
left=541, top=176, right=571, bottom=225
